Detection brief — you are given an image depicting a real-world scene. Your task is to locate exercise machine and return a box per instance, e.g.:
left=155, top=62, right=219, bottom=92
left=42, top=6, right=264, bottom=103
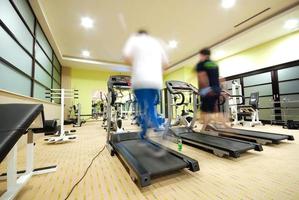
left=206, top=123, right=294, bottom=145
left=165, top=80, right=262, bottom=158
left=72, top=103, right=86, bottom=127
left=106, top=89, right=127, bottom=133
left=106, top=75, right=199, bottom=187
left=0, top=104, right=57, bottom=200
left=230, top=81, right=263, bottom=127
left=210, top=82, right=295, bottom=144
left=172, top=92, right=194, bottom=128
left=45, top=89, right=77, bottom=143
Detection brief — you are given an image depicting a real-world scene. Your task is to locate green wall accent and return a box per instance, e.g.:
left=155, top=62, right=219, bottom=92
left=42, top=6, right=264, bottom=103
left=218, top=30, right=299, bottom=77
left=164, top=65, right=197, bottom=87
left=70, top=68, right=128, bottom=115
left=166, top=31, right=299, bottom=84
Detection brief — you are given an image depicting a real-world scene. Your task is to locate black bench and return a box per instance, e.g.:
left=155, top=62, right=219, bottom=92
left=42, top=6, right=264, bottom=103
left=0, top=104, right=57, bottom=200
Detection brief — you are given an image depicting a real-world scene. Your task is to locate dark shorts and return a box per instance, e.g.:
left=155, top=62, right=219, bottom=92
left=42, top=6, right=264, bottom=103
left=200, top=95, right=219, bottom=113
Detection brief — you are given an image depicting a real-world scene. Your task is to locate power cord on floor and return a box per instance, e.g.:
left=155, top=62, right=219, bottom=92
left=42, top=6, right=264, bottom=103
left=64, top=145, right=106, bottom=200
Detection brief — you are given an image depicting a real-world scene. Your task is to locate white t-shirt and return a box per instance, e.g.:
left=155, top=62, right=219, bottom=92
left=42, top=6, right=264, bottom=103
left=123, top=34, right=168, bottom=89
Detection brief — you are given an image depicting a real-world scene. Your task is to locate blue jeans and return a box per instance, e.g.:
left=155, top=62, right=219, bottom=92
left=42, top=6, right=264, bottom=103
left=134, top=89, right=160, bottom=139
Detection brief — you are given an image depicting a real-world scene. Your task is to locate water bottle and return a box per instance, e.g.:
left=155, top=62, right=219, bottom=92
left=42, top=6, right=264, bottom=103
left=178, top=139, right=182, bottom=152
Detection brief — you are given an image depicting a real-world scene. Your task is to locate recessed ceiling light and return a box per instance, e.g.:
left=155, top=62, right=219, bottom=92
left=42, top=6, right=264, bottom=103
left=283, top=19, right=299, bottom=30
left=82, top=50, right=90, bottom=57
left=221, top=0, right=236, bottom=9
left=214, top=50, right=226, bottom=58
left=168, top=40, right=178, bottom=49
left=81, top=17, right=94, bottom=28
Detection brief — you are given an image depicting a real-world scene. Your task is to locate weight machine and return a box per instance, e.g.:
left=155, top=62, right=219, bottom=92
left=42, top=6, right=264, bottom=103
left=230, top=81, right=263, bottom=127
left=45, top=89, right=78, bottom=143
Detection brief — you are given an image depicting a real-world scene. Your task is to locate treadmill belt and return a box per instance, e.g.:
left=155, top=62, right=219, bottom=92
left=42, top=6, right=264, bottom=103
left=219, top=128, right=291, bottom=141
left=180, top=132, right=254, bottom=151
left=114, top=140, right=187, bottom=176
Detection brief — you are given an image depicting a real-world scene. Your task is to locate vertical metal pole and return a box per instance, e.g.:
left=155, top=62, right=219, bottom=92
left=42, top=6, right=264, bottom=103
left=7, top=145, right=17, bottom=190
left=106, top=91, right=112, bottom=143
left=167, top=90, right=173, bottom=127
left=61, top=89, right=65, bottom=137
left=77, top=103, right=81, bottom=126
left=26, top=131, right=34, bottom=173
left=190, top=92, right=198, bottom=128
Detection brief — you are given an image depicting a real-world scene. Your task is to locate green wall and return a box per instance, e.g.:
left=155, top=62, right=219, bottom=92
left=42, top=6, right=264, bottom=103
left=70, top=68, right=128, bottom=115
left=165, top=31, right=299, bottom=84
left=164, top=65, right=197, bottom=87
left=218, top=30, right=299, bottom=77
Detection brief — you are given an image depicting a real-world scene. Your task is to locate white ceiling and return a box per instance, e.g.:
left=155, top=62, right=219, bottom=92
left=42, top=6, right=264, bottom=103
left=29, top=0, right=299, bottom=72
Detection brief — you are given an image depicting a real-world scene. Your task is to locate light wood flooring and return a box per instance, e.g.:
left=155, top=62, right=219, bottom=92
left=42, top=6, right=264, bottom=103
left=0, top=121, right=298, bottom=200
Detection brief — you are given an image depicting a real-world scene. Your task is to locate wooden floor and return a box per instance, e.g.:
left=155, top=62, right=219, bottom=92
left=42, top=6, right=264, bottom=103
left=1, top=121, right=299, bottom=200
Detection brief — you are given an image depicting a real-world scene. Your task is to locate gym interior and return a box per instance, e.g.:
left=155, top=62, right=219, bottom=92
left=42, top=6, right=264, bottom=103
left=1, top=0, right=299, bottom=199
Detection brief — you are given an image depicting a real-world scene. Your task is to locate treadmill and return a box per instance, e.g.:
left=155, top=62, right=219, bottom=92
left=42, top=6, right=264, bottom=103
left=207, top=124, right=294, bottom=144
left=165, top=80, right=263, bottom=158
left=106, top=75, right=199, bottom=187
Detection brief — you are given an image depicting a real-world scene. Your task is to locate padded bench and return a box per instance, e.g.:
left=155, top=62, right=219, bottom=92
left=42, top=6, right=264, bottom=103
left=0, top=104, right=57, bottom=200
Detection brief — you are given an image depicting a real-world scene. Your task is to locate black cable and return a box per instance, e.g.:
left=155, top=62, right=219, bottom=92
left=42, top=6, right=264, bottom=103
left=64, top=145, right=106, bottom=200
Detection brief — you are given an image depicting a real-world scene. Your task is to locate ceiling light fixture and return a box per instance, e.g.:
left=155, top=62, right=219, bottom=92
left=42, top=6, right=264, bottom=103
left=82, top=50, right=90, bottom=57
left=214, top=50, right=226, bottom=59
left=283, top=19, right=299, bottom=30
left=168, top=40, right=178, bottom=49
left=81, top=17, right=94, bottom=28
left=221, top=0, right=236, bottom=9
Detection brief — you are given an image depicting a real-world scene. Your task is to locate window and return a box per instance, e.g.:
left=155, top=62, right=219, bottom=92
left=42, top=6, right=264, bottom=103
left=277, top=65, right=299, bottom=121
left=226, top=61, right=299, bottom=123
left=53, top=68, right=60, bottom=84
left=12, top=0, right=35, bottom=32
left=278, top=66, right=299, bottom=81
left=34, top=82, right=49, bottom=102
left=0, top=27, right=32, bottom=75
left=0, top=61, right=31, bottom=96
left=35, top=43, right=52, bottom=73
left=244, top=84, right=272, bottom=97
left=243, top=72, right=271, bottom=86
left=36, top=23, right=52, bottom=58
left=0, top=0, right=61, bottom=103
left=0, top=0, right=33, bottom=53
left=53, top=55, right=61, bottom=72
left=35, top=63, right=52, bottom=88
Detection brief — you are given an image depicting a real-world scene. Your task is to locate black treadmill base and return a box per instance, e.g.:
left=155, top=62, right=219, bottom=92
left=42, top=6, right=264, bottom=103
left=217, top=127, right=295, bottom=144
left=109, top=132, right=199, bottom=187
left=167, top=127, right=262, bottom=158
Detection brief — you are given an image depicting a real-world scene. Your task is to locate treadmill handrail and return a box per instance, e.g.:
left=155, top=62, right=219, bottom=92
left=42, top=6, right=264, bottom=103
left=166, top=80, right=199, bottom=94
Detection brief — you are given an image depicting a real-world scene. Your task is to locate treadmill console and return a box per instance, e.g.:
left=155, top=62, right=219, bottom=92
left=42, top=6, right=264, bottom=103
left=166, top=80, right=198, bottom=94
left=108, top=75, right=131, bottom=89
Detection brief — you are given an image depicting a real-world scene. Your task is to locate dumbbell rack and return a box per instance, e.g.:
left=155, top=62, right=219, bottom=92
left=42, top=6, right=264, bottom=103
left=45, top=89, right=78, bottom=143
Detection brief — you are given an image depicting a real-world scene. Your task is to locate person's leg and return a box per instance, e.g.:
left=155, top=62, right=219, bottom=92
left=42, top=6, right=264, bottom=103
left=200, top=96, right=215, bottom=131
left=134, top=89, right=147, bottom=139
left=146, top=89, right=160, bottom=130
left=201, top=112, right=211, bottom=131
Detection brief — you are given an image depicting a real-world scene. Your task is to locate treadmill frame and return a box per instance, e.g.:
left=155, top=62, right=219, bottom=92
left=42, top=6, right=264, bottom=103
left=108, top=132, right=199, bottom=187
left=206, top=124, right=294, bottom=144
left=165, top=80, right=263, bottom=158
left=106, top=76, right=199, bottom=187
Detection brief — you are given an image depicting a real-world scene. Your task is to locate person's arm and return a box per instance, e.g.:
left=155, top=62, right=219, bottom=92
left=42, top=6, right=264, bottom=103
left=160, top=44, right=169, bottom=69
left=124, top=56, right=132, bottom=65
left=197, top=71, right=209, bottom=89
left=198, top=71, right=212, bottom=96
left=195, top=63, right=212, bottom=96
left=123, top=36, right=134, bottom=65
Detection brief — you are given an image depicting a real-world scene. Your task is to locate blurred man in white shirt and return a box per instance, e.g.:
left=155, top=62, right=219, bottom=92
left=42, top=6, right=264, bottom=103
left=123, top=30, right=168, bottom=139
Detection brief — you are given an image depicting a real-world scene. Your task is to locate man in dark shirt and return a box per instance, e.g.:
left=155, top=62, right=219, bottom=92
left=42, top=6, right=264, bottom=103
left=195, top=48, right=221, bottom=131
